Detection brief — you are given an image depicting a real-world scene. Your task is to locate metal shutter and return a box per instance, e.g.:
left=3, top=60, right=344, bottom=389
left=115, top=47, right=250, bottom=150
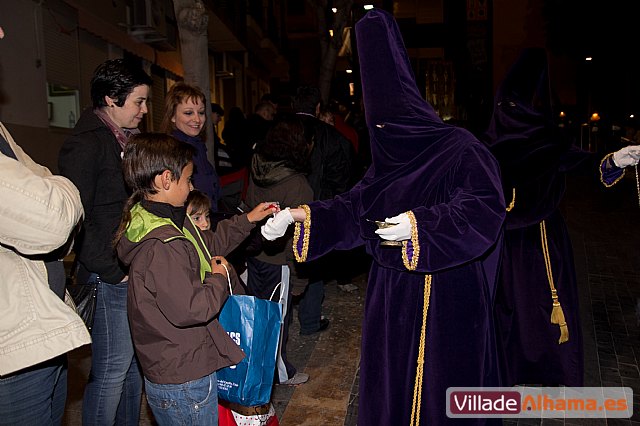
left=78, top=29, right=108, bottom=110
left=43, top=8, right=79, bottom=88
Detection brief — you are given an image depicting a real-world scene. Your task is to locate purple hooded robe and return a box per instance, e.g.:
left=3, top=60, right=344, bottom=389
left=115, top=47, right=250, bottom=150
left=482, top=48, right=588, bottom=386
left=292, top=10, right=505, bottom=424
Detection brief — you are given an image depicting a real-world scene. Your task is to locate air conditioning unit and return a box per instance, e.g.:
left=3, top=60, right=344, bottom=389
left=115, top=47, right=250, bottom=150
left=129, top=0, right=168, bottom=44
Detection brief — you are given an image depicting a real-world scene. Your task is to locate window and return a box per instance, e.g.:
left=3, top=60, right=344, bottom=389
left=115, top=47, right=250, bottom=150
left=47, top=83, right=80, bottom=128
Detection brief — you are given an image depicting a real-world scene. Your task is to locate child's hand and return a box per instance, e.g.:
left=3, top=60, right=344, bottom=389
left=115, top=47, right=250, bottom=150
left=247, top=202, right=280, bottom=223
left=210, top=256, right=230, bottom=277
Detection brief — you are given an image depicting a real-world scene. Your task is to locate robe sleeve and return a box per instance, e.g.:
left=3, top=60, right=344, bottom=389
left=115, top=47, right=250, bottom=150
left=400, top=146, right=505, bottom=273
left=599, top=153, right=625, bottom=187
left=293, top=191, right=364, bottom=262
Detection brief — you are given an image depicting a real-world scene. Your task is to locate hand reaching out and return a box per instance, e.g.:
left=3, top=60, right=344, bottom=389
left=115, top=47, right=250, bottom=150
left=247, top=202, right=280, bottom=223
left=613, top=145, right=640, bottom=168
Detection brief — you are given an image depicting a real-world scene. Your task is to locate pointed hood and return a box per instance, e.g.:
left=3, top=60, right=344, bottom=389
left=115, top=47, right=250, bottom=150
left=484, top=48, right=557, bottom=144
left=482, top=48, right=589, bottom=227
left=354, top=9, right=484, bottom=223
left=358, top=9, right=439, bottom=126
left=356, top=10, right=461, bottom=178
left=482, top=48, right=572, bottom=188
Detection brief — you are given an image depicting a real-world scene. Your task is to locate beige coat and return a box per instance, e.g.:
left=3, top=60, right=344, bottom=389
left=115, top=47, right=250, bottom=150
left=0, top=122, right=90, bottom=376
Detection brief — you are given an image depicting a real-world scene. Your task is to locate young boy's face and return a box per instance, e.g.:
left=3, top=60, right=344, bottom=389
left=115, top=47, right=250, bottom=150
left=190, top=209, right=211, bottom=231
left=166, top=162, right=194, bottom=207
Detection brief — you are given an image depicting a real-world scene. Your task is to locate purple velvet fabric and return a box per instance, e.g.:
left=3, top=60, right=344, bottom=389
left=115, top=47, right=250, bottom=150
left=296, top=10, right=505, bottom=424
left=482, top=48, right=587, bottom=386
left=600, top=155, right=625, bottom=186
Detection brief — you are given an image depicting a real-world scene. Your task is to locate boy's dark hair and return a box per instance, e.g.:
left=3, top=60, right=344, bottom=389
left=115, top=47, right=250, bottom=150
left=254, top=101, right=274, bottom=115
left=122, top=133, right=195, bottom=196
left=114, top=133, right=195, bottom=244
left=161, top=82, right=206, bottom=133
left=292, top=86, right=320, bottom=114
left=90, top=59, right=152, bottom=108
left=255, top=114, right=310, bottom=172
left=187, top=190, right=211, bottom=215
left=261, top=93, right=278, bottom=106
left=210, top=103, right=224, bottom=116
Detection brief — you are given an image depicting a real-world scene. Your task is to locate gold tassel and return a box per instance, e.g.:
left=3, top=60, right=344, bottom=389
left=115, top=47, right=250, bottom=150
left=540, top=221, right=569, bottom=344
left=506, top=187, right=516, bottom=212
left=550, top=290, right=569, bottom=344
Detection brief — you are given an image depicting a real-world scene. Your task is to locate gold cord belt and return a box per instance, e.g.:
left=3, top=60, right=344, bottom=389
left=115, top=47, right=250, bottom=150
left=540, top=220, right=569, bottom=344
left=410, top=274, right=432, bottom=426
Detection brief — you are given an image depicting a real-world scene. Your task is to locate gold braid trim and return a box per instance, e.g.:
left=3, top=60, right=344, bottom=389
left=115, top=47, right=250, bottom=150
left=506, top=187, right=516, bottom=212
left=599, top=153, right=625, bottom=188
left=410, top=274, right=432, bottom=426
left=402, top=211, right=420, bottom=271
left=293, top=204, right=311, bottom=263
left=540, top=220, right=569, bottom=344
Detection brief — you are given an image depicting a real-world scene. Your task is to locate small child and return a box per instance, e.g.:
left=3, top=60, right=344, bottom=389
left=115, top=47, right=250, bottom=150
left=115, top=133, right=276, bottom=425
left=187, top=189, right=212, bottom=231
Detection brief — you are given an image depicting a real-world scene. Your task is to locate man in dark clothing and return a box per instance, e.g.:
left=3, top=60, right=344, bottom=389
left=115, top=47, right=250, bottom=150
left=292, top=86, right=353, bottom=334
left=293, top=86, right=352, bottom=201
left=245, top=101, right=275, bottom=157
left=211, top=102, right=232, bottom=173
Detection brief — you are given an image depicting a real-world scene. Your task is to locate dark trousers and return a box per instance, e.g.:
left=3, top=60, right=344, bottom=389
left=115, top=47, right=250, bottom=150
left=297, top=279, right=324, bottom=334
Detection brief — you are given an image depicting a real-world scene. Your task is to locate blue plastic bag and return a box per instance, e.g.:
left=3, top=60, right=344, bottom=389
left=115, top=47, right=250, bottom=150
left=217, top=294, right=282, bottom=406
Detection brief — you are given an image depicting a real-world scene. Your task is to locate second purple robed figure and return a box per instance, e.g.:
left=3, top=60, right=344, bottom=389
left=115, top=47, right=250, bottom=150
left=292, top=10, right=505, bottom=424
left=482, top=48, right=587, bottom=387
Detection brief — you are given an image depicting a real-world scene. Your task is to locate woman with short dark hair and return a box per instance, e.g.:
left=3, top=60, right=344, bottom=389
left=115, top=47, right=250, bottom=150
left=58, top=58, right=152, bottom=426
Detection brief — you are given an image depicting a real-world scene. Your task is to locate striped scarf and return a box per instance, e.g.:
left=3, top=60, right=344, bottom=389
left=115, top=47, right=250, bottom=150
left=94, top=108, right=140, bottom=152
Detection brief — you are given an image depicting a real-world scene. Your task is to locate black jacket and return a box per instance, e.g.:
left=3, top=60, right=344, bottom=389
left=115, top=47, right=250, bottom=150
left=297, top=114, right=352, bottom=201
left=58, top=109, right=129, bottom=284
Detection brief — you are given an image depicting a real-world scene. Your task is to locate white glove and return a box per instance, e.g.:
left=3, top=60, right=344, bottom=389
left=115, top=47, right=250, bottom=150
left=374, top=213, right=411, bottom=241
left=612, top=145, right=640, bottom=168
left=260, top=208, right=294, bottom=241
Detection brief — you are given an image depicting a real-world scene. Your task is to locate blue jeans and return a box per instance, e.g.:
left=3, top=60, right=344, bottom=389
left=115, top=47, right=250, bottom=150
left=82, top=277, right=142, bottom=426
left=0, top=355, right=67, bottom=426
left=144, top=372, right=218, bottom=426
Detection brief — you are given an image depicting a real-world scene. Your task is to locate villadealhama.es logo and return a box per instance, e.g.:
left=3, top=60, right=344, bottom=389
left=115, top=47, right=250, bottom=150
left=446, top=387, right=633, bottom=418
